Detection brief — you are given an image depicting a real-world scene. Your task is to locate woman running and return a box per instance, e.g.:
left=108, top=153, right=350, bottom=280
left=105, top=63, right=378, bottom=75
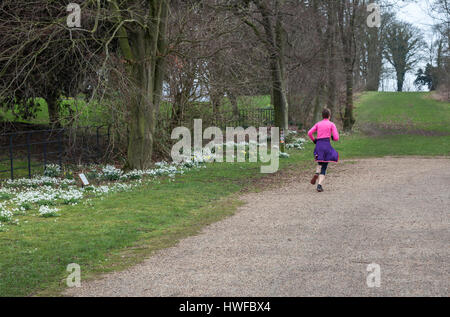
left=307, top=108, right=340, bottom=192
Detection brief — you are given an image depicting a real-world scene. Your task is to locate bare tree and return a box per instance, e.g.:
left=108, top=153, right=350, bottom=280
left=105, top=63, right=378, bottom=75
left=384, top=21, right=424, bottom=92
left=365, top=11, right=394, bottom=91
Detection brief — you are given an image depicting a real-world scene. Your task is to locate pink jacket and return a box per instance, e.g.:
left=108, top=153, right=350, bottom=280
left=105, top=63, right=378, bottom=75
left=308, top=119, right=340, bottom=142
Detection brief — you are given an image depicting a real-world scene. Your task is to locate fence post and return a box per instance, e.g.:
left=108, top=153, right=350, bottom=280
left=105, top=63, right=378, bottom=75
left=27, top=133, right=31, bottom=179
left=9, top=135, right=14, bottom=180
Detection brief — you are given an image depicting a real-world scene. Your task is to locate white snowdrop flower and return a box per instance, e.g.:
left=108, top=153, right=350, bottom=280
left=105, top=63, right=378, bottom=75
left=100, top=165, right=123, bottom=181
left=93, top=185, right=110, bottom=195
left=38, top=205, right=60, bottom=217
left=285, top=137, right=307, bottom=152
left=0, top=208, right=13, bottom=222
left=4, top=176, right=75, bottom=188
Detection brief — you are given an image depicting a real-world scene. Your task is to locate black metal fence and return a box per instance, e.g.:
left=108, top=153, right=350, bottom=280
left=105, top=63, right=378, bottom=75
left=0, top=126, right=111, bottom=180
left=160, top=107, right=275, bottom=130
left=220, top=108, right=275, bottom=128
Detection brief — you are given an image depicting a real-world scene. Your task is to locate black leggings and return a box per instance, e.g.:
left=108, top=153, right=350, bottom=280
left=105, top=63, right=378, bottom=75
left=318, top=162, right=329, bottom=175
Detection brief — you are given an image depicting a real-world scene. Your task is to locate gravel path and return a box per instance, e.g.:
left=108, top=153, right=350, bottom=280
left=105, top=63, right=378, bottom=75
left=65, top=157, right=450, bottom=297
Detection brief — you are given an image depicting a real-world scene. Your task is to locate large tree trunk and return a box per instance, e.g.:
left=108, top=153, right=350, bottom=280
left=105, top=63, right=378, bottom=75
left=255, top=0, right=289, bottom=133
left=47, top=95, right=60, bottom=127
left=211, top=93, right=221, bottom=114
left=338, top=0, right=358, bottom=131
left=396, top=70, right=405, bottom=92
left=275, top=1, right=289, bottom=133
left=343, top=59, right=356, bottom=130
left=228, top=91, right=239, bottom=117
left=271, top=59, right=289, bottom=132
left=312, top=0, right=333, bottom=118
left=127, top=64, right=155, bottom=170
left=366, top=59, right=382, bottom=91
left=366, top=27, right=383, bottom=91
left=113, top=0, right=168, bottom=170
left=126, top=30, right=157, bottom=170
left=312, top=92, right=322, bottom=123
left=326, top=2, right=337, bottom=113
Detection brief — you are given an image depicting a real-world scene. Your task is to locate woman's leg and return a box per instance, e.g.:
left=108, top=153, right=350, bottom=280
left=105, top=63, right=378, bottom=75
left=311, top=164, right=321, bottom=184
left=317, top=163, right=328, bottom=191
left=316, top=164, right=322, bottom=174
left=318, top=174, right=326, bottom=185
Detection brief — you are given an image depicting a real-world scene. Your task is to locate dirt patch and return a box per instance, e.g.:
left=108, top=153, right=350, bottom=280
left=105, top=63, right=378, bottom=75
left=240, top=161, right=313, bottom=194
left=428, top=90, right=450, bottom=103
left=358, top=122, right=450, bottom=137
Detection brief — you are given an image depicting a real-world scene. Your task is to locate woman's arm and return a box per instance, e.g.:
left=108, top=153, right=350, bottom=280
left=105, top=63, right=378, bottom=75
left=308, top=124, right=318, bottom=142
left=331, top=123, right=340, bottom=141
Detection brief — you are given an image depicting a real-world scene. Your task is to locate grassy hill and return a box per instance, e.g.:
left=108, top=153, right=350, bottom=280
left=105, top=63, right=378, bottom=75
left=334, top=92, right=450, bottom=158
left=356, top=92, right=450, bottom=133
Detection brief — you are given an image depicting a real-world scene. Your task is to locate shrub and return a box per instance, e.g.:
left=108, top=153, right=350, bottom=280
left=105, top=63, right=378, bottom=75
left=101, top=165, right=123, bottom=181
left=44, top=164, right=61, bottom=178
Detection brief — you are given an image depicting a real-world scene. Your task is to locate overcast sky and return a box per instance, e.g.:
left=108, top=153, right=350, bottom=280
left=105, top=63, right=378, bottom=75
left=381, top=0, right=437, bottom=91
left=397, top=0, right=435, bottom=33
